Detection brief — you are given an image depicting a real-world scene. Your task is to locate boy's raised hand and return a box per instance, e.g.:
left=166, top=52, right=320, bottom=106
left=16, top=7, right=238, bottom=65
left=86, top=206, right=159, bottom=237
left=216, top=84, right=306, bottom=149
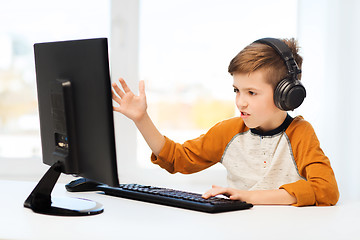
left=112, top=77, right=165, bottom=156
left=112, top=78, right=147, bottom=123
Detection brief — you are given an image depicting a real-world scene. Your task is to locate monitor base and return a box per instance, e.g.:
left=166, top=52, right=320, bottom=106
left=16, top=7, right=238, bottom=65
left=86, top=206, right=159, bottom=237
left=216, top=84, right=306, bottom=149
left=24, top=162, right=103, bottom=216
left=29, top=196, right=104, bottom=216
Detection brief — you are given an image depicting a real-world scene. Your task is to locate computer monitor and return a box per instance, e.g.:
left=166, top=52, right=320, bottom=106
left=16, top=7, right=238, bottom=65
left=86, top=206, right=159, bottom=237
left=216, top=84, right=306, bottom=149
left=24, top=38, right=119, bottom=216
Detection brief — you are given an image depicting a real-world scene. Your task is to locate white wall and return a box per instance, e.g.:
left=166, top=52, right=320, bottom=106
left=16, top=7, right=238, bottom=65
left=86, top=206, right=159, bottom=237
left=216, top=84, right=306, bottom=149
left=297, top=0, right=360, bottom=201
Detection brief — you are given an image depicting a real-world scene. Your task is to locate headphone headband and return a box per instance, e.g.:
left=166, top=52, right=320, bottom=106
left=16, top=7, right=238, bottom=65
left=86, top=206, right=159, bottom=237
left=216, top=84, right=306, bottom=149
left=254, top=38, right=301, bottom=80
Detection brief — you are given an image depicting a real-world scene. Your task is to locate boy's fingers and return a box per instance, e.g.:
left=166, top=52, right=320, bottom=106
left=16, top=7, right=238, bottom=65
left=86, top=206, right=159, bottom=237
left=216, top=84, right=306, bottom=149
left=202, top=186, right=225, bottom=199
left=202, top=185, right=235, bottom=199
left=139, top=80, right=145, bottom=96
left=111, top=89, right=122, bottom=103
left=112, top=82, right=125, bottom=98
left=119, top=78, right=131, bottom=93
left=202, top=192, right=211, bottom=199
left=113, top=106, right=124, bottom=113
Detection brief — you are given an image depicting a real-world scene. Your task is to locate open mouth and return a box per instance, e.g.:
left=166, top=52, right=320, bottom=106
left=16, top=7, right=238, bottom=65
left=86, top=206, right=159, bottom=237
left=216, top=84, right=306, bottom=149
left=241, top=112, right=250, bottom=117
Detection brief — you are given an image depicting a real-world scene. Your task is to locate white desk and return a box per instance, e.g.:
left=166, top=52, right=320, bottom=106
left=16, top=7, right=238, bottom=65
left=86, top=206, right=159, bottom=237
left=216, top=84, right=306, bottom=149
left=0, top=180, right=359, bottom=240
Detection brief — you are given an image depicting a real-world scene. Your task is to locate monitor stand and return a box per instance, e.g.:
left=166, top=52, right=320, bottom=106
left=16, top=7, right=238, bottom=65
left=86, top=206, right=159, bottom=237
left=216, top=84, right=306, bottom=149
left=24, top=162, right=104, bottom=216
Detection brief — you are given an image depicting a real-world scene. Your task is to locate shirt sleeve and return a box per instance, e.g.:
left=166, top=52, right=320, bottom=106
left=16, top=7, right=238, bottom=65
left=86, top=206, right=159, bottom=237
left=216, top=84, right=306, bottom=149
left=280, top=117, right=340, bottom=206
left=151, top=118, right=245, bottom=174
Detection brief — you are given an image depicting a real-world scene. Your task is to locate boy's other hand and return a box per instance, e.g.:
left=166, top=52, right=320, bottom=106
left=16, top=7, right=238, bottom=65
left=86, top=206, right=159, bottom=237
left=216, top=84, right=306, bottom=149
left=112, top=78, right=147, bottom=123
left=202, top=185, right=297, bottom=205
left=202, top=185, right=250, bottom=202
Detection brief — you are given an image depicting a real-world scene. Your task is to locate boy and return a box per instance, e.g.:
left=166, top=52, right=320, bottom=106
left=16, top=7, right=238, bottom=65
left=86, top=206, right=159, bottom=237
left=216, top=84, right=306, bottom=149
left=111, top=38, right=339, bottom=206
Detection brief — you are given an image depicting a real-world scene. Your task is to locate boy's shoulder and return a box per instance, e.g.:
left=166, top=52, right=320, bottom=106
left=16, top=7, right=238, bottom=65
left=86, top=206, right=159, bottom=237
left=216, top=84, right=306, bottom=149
left=289, top=115, right=312, bottom=128
left=286, top=115, right=317, bottom=139
left=216, top=117, right=248, bottom=130
left=207, top=117, right=249, bottom=136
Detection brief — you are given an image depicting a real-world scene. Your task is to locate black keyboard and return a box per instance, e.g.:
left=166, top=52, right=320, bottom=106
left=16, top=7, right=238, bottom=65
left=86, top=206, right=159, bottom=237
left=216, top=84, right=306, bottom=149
left=66, top=178, right=253, bottom=213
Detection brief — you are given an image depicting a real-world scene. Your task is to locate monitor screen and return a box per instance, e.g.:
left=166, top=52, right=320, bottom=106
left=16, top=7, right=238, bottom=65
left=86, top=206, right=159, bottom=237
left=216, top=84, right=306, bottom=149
left=24, top=38, right=119, bottom=216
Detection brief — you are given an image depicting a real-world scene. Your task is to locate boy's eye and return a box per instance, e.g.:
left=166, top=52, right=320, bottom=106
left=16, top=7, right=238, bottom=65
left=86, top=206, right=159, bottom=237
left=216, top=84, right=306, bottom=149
left=249, top=91, right=256, bottom=96
left=233, top=88, right=239, bottom=93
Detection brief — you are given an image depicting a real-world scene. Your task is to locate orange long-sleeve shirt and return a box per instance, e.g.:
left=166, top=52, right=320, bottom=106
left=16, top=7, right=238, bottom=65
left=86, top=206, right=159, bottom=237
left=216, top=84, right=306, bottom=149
left=151, top=115, right=339, bottom=206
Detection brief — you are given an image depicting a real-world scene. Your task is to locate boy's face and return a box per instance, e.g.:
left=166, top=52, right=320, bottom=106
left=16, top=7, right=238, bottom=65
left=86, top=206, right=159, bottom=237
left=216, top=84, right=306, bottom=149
left=232, top=70, right=287, bottom=132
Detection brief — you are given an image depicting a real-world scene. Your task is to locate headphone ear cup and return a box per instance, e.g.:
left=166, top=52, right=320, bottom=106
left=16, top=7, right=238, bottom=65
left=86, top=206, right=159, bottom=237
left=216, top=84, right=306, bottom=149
left=274, top=78, right=306, bottom=111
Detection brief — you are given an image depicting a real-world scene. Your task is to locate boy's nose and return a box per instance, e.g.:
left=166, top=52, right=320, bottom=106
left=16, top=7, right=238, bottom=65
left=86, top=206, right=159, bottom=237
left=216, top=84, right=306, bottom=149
left=236, top=95, right=248, bottom=109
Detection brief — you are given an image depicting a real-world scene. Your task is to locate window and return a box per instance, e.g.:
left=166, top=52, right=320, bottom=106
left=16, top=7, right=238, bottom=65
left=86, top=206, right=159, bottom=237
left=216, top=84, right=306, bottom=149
left=1, top=0, right=298, bottom=184
left=0, top=0, right=110, bottom=179
left=137, top=0, right=298, bottom=168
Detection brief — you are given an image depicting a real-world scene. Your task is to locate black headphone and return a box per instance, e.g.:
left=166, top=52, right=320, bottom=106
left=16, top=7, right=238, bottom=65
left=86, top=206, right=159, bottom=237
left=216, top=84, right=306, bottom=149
left=253, top=37, right=306, bottom=111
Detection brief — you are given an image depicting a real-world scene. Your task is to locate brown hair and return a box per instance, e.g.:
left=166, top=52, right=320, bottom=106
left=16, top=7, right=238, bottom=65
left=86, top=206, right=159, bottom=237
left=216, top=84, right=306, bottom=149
left=228, top=38, right=303, bottom=88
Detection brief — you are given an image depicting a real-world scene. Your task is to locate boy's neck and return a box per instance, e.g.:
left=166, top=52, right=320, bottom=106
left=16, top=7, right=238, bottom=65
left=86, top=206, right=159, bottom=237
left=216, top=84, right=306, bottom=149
left=251, top=113, right=293, bottom=136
